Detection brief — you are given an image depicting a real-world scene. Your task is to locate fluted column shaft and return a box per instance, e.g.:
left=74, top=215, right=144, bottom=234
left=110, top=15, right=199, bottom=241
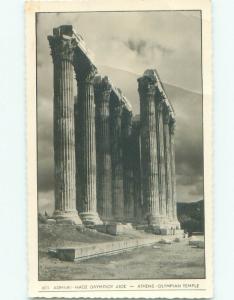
left=132, top=121, right=143, bottom=223
left=74, top=95, right=82, bottom=213
left=138, top=76, right=160, bottom=225
left=48, top=33, right=81, bottom=224
left=95, top=78, right=112, bottom=222
left=169, top=120, right=180, bottom=228
left=110, top=100, right=124, bottom=222
left=163, top=110, right=173, bottom=220
left=75, top=65, right=102, bottom=225
left=155, top=95, right=167, bottom=219
left=122, top=109, right=134, bottom=222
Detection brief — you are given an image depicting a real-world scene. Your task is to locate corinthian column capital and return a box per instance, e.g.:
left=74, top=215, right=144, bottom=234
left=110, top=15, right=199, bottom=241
left=48, top=35, right=77, bottom=63
left=74, top=62, right=97, bottom=84
left=94, top=76, right=112, bottom=101
left=137, top=76, right=156, bottom=97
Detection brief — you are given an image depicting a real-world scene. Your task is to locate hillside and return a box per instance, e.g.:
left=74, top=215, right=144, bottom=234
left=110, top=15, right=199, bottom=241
left=177, top=200, right=204, bottom=234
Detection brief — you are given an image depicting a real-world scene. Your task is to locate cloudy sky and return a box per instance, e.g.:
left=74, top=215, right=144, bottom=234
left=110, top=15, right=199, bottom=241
left=36, top=11, right=203, bottom=214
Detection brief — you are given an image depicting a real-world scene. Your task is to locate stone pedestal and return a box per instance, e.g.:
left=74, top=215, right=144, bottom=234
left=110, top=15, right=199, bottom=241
left=138, top=74, right=160, bottom=226
left=74, top=60, right=102, bottom=225
left=110, top=97, right=124, bottom=222
left=106, top=223, right=134, bottom=235
left=95, top=76, right=112, bottom=222
left=48, top=26, right=82, bottom=225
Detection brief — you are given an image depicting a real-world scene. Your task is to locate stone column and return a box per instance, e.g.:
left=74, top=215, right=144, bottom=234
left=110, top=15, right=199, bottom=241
left=110, top=97, right=124, bottom=222
left=138, top=75, right=160, bottom=226
left=132, top=120, right=143, bottom=224
left=169, top=118, right=181, bottom=229
left=122, top=108, right=134, bottom=223
left=74, top=95, right=82, bottom=213
left=163, top=108, right=173, bottom=223
left=95, top=76, right=112, bottom=222
left=155, top=91, right=167, bottom=222
left=48, top=27, right=82, bottom=224
left=74, top=61, right=102, bottom=225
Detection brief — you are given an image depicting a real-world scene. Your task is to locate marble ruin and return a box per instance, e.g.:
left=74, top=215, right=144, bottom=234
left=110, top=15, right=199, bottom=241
left=48, top=25, right=181, bottom=234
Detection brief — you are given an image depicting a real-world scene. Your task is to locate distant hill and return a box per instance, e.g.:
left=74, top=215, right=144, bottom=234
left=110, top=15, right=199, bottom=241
left=177, top=200, right=204, bottom=234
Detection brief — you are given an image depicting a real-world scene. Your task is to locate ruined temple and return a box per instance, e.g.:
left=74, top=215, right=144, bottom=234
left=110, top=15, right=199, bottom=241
left=48, top=25, right=181, bottom=234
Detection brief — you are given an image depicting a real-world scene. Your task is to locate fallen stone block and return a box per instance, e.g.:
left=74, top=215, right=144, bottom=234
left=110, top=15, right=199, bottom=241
left=95, top=224, right=107, bottom=234
left=48, top=248, right=58, bottom=258
left=196, top=240, right=205, bottom=248
left=160, top=228, right=173, bottom=235
left=51, top=238, right=157, bottom=262
left=106, top=223, right=134, bottom=235
left=135, top=224, right=147, bottom=231
left=159, top=238, right=172, bottom=244
left=47, top=218, right=56, bottom=225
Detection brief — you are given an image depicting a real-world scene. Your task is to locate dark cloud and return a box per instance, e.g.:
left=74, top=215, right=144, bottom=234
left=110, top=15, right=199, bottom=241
left=164, top=85, right=203, bottom=202
left=188, top=179, right=204, bottom=197
left=37, top=157, right=54, bottom=192
left=125, top=38, right=174, bottom=57
left=177, top=174, right=200, bottom=186
left=125, top=39, right=147, bottom=56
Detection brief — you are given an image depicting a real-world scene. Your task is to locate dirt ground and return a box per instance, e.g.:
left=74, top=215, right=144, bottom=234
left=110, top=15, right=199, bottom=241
left=38, top=224, right=205, bottom=281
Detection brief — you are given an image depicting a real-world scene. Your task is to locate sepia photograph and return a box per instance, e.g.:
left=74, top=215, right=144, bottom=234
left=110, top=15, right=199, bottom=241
left=26, top=1, right=212, bottom=298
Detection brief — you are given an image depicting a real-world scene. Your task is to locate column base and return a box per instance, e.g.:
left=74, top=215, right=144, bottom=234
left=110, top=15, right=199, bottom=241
left=79, top=212, right=103, bottom=226
left=146, top=214, right=180, bottom=229
left=95, top=223, right=134, bottom=235
left=165, top=218, right=181, bottom=230
left=146, top=214, right=165, bottom=227
left=143, top=213, right=183, bottom=235
left=53, top=210, right=82, bottom=225
left=173, top=219, right=181, bottom=229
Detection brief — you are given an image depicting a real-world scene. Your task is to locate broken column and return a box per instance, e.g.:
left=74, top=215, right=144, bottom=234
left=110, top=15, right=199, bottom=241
left=122, top=107, right=134, bottom=223
left=138, top=72, right=160, bottom=226
left=48, top=26, right=82, bottom=224
left=74, top=51, right=102, bottom=225
left=110, top=91, right=124, bottom=222
left=94, top=76, right=112, bottom=222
